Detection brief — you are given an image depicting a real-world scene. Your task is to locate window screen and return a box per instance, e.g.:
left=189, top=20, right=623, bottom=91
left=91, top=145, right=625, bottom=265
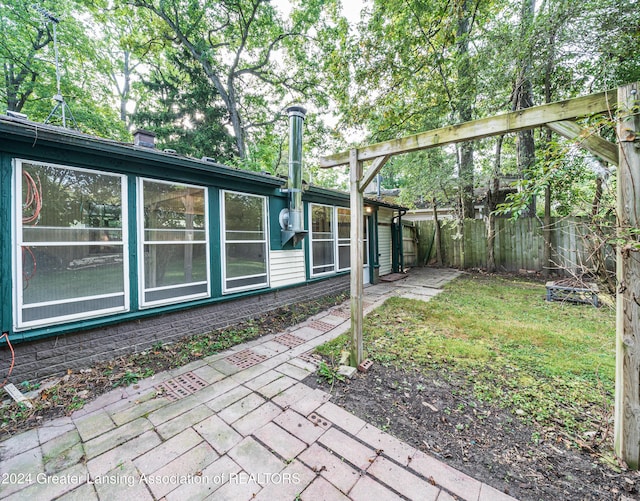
left=222, top=191, right=268, bottom=292
left=310, top=204, right=335, bottom=275
left=311, top=204, right=368, bottom=276
left=139, top=179, right=209, bottom=306
left=14, top=160, right=128, bottom=328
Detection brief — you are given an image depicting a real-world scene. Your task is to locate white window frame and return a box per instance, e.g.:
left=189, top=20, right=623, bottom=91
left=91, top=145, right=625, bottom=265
left=138, top=177, right=210, bottom=307
left=311, top=204, right=369, bottom=277
left=221, top=190, right=269, bottom=293
left=13, top=159, right=129, bottom=330
left=363, top=215, right=369, bottom=267
left=337, top=207, right=351, bottom=272
left=309, top=203, right=337, bottom=277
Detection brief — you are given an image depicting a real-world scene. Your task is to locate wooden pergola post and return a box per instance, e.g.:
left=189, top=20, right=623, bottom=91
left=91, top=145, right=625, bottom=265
left=349, top=149, right=364, bottom=366
left=614, top=82, right=640, bottom=469
left=348, top=152, right=390, bottom=367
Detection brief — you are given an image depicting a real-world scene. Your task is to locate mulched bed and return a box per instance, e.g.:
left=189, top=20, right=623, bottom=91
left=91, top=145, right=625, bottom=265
left=304, top=363, right=640, bottom=501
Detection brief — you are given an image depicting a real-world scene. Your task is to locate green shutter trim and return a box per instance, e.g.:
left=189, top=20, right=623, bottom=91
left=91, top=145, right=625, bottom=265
left=304, top=201, right=311, bottom=280
left=127, top=175, right=139, bottom=310
left=0, top=154, right=12, bottom=337
left=209, top=188, right=222, bottom=298
left=269, top=196, right=287, bottom=250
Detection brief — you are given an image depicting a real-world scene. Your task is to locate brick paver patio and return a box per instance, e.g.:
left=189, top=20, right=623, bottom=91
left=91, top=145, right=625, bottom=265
left=0, top=268, right=517, bottom=500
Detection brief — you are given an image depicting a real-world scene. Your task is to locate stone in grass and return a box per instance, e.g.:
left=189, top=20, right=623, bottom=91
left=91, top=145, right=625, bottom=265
left=338, top=365, right=357, bottom=379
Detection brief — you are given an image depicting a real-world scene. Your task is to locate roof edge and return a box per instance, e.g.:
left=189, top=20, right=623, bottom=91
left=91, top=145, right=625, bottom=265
left=0, top=115, right=284, bottom=187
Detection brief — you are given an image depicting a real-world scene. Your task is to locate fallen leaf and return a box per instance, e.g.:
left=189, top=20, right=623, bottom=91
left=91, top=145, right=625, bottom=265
left=422, top=401, right=439, bottom=412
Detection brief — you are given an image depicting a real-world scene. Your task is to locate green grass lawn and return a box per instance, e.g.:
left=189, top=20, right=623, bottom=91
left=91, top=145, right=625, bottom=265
left=318, top=273, right=616, bottom=441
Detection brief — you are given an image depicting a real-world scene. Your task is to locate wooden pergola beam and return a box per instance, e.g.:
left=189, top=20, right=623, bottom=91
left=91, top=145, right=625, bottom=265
left=320, top=90, right=617, bottom=167
left=546, top=120, right=618, bottom=165
left=360, top=155, right=390, bottom=194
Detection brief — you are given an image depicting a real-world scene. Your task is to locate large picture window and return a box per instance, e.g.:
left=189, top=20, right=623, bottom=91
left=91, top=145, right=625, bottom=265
left=222, top=191, right=268, bottom=292
left=139, top=179, right=209, bottom=306
left=311, top=205, right=368, bottom=276
left=310, top=204, right=335, bottom=275
left=337, top=207, right=350, bottom=271
left=14, top=160, right=128, bottom=328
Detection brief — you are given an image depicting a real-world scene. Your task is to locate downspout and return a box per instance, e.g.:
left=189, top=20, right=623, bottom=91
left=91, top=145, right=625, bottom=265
left=398, top=209, right=406, bottom=272
left=371, top=208, right=380, bottom=284
left=392, top=209, right=407, bottom=273
left=280, top=106, right=308, bottom=246
left=391, top=216, right=399, bottom=273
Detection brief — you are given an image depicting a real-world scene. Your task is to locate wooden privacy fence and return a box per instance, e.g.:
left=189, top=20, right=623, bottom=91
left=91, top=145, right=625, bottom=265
left=414, top=217, right=615, bottom=274
left=402, top=223, right=418, bottom=267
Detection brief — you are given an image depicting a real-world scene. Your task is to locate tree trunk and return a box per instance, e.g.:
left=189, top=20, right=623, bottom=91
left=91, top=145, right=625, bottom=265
left=3, top=27, right=51, bottom=113
left=459, top=143, right=475, bottom=219
left=486, top=135, right=503, bottom=273
left=456, top=0, right=475, bottom=220
left=516, top=127, right=536, bottom=216
left=227, top=90, right=246, bottom=158
left=543, top=183, right=552, bottom=276
left=4, top=63, right=19, bottom=112
left=541, top=8, right=557, bottom=277
left=432, top=198, right=443, bottom=267
left=592, top=174, right=603, bottom=218
left=512, top=0, right=536, bottom=217
left=589, top=171, right=615, bottom=293
left=119, top=51, right=132, bottom=124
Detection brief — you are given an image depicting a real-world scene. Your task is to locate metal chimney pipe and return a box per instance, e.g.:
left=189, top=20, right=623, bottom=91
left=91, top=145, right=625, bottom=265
left=281, top=105, right=308, bottom=246
left=287, top=106, right=306, bottom=230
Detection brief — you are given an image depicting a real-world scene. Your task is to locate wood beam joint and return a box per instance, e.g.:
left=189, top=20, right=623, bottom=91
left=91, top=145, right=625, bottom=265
left=360, top=155, right=390, bottom=194
left=546, top=120, right=618, bottom=165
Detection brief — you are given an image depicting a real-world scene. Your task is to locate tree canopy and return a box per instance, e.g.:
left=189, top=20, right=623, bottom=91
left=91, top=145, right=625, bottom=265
left=0, top=0, right=637, bottom=203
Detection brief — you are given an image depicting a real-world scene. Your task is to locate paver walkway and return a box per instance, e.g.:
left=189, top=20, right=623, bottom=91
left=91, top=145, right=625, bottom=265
left=0, top=268, right=517, bottom=501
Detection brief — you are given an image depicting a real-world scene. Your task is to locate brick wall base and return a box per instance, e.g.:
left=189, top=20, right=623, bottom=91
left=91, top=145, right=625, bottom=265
left=2, top=276, right=349, bottom=382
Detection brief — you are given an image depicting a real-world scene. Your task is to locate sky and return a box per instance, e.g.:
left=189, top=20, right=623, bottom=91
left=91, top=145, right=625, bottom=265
left=269, top=0, right=369, bottom=144
left=340, top=0, right=366, bottom=26
left=272, top=0, right=366, bottom=27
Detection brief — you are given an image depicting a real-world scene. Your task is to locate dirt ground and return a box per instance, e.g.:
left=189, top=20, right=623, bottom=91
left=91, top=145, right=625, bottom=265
left=304, top=363, right=640, bottom=501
